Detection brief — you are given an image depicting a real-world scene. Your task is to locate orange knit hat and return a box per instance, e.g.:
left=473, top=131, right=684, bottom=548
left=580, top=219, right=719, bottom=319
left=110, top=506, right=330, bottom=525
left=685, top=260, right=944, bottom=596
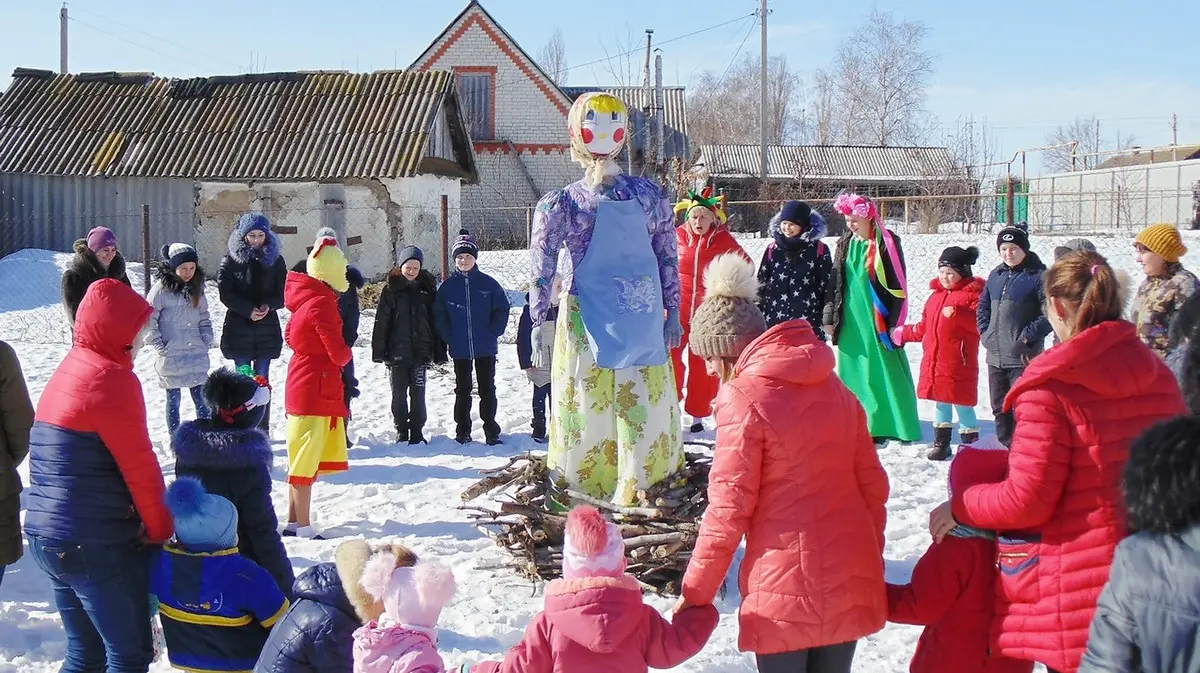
left=1135, top=224, right=1187, bottom=264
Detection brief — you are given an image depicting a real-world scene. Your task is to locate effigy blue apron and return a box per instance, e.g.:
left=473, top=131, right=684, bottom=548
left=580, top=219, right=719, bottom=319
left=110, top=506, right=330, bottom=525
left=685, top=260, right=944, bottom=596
left=572, top=197, right=667, bottom=369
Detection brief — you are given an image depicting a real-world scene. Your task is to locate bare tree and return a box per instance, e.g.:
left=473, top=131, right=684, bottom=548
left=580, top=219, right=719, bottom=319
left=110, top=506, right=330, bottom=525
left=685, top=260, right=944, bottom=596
left=536, top=28, right=569, bottom=85
left=595, top=26, right=641, bottom=87
left=1043, top=116, right=1138, bottom=173
left=811, top=8, right=935, bottom=146
left=687, top=53, right=804, bottom=146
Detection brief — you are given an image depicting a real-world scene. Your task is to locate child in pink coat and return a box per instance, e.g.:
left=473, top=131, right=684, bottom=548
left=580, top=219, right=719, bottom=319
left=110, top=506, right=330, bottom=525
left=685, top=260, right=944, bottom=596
left=468, top=506, right=719, bottom=673
left=354, top=555, right=457, bottom=673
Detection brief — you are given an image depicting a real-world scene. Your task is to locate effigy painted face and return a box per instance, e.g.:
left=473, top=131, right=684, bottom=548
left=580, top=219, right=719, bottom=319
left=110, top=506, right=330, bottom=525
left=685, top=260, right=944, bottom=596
left=568, top=93, right=629, bottom=161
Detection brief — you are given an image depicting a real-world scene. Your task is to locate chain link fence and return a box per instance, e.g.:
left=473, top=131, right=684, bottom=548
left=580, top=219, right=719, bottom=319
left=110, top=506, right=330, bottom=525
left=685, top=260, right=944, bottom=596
left=2, top=187, right=1198, bottom=346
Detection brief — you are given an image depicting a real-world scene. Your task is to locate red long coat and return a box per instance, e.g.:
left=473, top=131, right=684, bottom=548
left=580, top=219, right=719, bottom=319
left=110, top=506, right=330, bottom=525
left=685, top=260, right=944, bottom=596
left=901, top=277, right=984, bottom=406
left=284, top=272, right=353, bottom=418
left=951, top=320, right=1184, bottom=673
left=682, top=321, right=889, bottom=654
left=677, top=225, right=749, bottom=326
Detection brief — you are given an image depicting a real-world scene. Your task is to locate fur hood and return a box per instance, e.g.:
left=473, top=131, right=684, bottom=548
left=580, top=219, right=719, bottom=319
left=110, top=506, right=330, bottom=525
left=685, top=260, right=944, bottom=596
left=226, top=227, right=282, bottom=265
left=171, top=420, right=272, bottom=471
left=70, top=238, right=128, bottom=278
left=151, top=261, right=206, bottom=298
left=769, top=210, right=827, bottom=243
left=386, top=268, right=437, bottom=292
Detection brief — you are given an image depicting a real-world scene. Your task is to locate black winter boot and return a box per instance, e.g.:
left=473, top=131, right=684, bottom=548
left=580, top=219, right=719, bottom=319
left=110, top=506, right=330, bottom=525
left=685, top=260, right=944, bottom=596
left=960, top=429, right=980, bottom=446
left=928, top=426, right=953, bottom=461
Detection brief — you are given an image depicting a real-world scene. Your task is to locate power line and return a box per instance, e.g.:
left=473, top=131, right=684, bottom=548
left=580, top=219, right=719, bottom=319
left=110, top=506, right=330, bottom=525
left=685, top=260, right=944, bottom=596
left=67, top=17, right=213, bottom=71
left=69, top=6, right=247, bottom=71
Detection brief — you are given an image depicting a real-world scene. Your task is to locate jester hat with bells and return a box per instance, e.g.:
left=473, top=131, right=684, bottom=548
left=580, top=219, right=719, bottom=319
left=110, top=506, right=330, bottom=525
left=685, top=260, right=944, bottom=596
left=567, top=92, right=630, bottom=188
left=674, top=186, right=728, bottom=225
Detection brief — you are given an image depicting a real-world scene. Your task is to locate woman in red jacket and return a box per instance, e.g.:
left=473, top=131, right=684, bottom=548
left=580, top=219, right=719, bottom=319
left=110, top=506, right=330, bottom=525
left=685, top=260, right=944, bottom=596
left=283, top=237, right=353, bottom=540
left=891, top=246, right=985, bottom=460
left=676, top=254, right=889, bottom=673
left=671, top=187, right=748, bottom=433
left=929, top=250, right=1187, bottom=673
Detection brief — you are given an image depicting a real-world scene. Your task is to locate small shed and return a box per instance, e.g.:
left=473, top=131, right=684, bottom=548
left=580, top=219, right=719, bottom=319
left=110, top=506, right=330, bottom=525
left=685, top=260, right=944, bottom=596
left=0, top=68, right=478, bottom=277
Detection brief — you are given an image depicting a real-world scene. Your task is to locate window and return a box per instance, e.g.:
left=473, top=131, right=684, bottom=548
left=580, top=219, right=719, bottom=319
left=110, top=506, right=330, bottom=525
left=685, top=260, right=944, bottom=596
left=458, top=72, right=494, bottom=141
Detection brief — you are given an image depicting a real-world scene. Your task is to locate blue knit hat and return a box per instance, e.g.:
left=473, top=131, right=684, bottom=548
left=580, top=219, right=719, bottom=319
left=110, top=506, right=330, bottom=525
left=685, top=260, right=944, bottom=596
left=236, top=212, right=272, bottom=238
left=166, top=477, right=239, bottom=551
left=160, top=243, right=198, bottom=270
left=398, top=245, right=424, bottom=266
left=779, top=201, right=812, bottom=229
left=451, top=229, right=478, bottom=260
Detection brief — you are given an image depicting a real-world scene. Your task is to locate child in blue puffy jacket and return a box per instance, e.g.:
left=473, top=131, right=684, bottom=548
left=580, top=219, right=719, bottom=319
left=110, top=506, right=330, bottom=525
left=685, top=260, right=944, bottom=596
left=434, top=229, right=510, bottom=446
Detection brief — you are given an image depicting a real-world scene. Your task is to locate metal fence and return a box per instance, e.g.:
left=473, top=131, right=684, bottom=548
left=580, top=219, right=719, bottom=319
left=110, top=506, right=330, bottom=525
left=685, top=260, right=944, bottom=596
left=2, top=184, right=1199, bottom=345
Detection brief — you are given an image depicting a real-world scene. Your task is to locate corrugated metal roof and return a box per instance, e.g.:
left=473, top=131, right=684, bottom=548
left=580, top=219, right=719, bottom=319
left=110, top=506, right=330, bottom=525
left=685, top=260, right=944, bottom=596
left=0, top=68, right=478, bottom=181
left=562, top=86, right=691, bottom=160
left=697, top=143, right=960, bottom=182
left=1096, top=144, right=1200, bottom=169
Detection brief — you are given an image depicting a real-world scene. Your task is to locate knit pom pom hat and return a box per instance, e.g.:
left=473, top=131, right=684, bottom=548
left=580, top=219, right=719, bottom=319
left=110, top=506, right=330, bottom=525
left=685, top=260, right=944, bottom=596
left=307, top=236, right=350, bottom=292
left=1135, top=223, right=1188, bottom=264
left=451, top=229, right=479, bottom=260
left=166, top=477, right=239, bottom=551
left=937, top=246, right=980, bottom=279
left=688, top=253, right=768, bottom=360
left=204, top=367, right=271, bottom=430
left=996, top=222, right=1030, bottom=253
left=161, top=243, right=199, bottom=270
left=360, top=556, right=456, bottom=630
left=562, top=506, right=626, bottom=580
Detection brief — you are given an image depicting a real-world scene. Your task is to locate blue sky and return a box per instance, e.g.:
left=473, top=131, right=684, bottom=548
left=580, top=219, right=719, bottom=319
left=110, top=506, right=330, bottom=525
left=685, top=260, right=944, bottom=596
left=2, top=0, right=1198, bottom=174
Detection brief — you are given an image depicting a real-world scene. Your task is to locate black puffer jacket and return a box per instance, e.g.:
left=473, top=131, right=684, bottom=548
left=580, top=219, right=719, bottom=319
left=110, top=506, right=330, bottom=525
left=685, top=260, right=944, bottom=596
left=0, top=341, right=33, bottom=567
left=61, top=239, right=132, bottom=326
left=254, top=563, right=357, bottom=673
left=290, top=259, right=365, bottom=348
left=218, top=229, right=287, bottom=361
left=371, top=269, right=445, bottom=366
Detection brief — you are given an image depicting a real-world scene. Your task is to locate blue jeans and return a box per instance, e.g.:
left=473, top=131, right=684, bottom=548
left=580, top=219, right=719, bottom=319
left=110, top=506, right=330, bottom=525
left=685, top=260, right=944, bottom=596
left=166, top=385, right=209, bottom=434
left=935, top=402, right=979, bottom=431
left=28, top=537, right=153, bottom=673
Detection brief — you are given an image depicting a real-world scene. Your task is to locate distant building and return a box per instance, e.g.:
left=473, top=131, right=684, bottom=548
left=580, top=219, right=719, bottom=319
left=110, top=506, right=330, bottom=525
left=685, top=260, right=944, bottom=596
left=0, top=68, right=477, bottom=277
left=412, top=1, right=692, bottom=245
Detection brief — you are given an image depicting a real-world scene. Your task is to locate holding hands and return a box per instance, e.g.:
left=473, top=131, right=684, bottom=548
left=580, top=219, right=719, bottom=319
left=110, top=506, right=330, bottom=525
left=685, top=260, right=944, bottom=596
left=928, top=500, right=958, bottom=544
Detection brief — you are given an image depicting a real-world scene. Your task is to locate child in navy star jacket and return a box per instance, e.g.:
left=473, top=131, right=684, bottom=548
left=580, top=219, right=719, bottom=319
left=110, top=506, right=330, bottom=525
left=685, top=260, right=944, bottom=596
left=756, top=201, right=833, bottom=337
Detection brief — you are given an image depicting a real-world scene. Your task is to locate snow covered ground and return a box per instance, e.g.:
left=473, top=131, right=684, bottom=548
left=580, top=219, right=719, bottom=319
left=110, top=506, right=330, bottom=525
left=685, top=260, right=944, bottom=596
left=0, top=230, right=1196, bottom=672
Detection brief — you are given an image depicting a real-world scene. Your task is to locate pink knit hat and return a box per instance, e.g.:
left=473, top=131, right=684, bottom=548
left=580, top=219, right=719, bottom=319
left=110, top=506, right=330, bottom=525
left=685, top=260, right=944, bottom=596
left=360, top=555, right=456, bottom=631
left=562, top=506, right=626, bottom=580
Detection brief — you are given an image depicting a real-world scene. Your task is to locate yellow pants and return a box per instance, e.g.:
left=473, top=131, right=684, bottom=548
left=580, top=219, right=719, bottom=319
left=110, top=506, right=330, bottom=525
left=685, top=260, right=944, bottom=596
left=285, top=415, right=348, bottom=486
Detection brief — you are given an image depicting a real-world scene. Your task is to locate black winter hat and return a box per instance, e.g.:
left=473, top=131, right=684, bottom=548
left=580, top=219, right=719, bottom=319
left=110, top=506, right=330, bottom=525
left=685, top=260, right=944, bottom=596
left=996, top=222, right=1030, bottom=253
left=451, top=229, right=478, bottom=260
left=938, top=246, right=980, bottom=279
left=398, top=245, right=424, bottom=266
left=779, top=201, right=812, bottom=228
left=204, top=368, right=270, bottom=430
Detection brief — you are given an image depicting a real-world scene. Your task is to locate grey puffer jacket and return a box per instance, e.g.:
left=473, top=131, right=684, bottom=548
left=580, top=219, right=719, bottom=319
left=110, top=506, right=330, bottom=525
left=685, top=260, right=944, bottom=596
left=1078, top=525, right=1200, bottom=673
left=145, top=265, right=214, bottom=389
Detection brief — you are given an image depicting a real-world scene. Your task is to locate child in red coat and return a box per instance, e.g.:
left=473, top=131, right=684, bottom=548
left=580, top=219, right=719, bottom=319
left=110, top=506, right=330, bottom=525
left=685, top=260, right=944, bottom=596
left=887, top=445, right=1033, bottom=673
left=672, top=187, right=748, bottom=432
left=466, top=506, right=718, bottom=673
left=283, top=236, right=353, bottom=539
left=892, top=246, right=985, bottom=460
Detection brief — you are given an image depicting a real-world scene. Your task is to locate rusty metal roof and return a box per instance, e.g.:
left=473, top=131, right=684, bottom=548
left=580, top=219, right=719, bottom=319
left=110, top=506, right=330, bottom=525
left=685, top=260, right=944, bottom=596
left=0, top=68, right=478, bottom=181
left=562, top=86, right=691, bottom=160
left=698, top=143, right=959, bottom=182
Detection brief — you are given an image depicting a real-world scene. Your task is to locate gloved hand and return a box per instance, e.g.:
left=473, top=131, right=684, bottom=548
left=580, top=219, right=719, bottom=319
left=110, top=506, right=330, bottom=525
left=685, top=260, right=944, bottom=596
left=530, top=325, right=552, bottom=369
left=665, top=307, right=683, bottom=350
left=889, top=327, right=905, bottom=346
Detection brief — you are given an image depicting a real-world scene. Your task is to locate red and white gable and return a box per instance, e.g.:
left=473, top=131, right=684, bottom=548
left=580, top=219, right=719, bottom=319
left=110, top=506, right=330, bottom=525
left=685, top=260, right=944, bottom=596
left=411, top=1, right=572, bottom=156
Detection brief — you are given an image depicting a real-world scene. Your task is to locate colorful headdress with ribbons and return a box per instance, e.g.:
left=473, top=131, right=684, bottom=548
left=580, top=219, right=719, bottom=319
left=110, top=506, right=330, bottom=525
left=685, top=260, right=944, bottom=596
left=836, top=193, right=908, bottom=350
left=674, top=186, right=728, bottom=224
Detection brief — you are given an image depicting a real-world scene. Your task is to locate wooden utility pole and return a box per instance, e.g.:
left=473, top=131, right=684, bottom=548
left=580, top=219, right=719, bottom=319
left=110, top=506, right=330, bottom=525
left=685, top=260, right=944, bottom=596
left=653, top=53, right=665, bottom=180
left=759, top=0, right=768, bottom=183
left=642, top=30, right=653, bottom=177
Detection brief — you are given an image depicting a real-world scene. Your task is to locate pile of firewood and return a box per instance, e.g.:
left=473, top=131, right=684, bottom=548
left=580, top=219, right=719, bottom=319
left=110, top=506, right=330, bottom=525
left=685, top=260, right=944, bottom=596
left=460, top=448, right=712, bottom=595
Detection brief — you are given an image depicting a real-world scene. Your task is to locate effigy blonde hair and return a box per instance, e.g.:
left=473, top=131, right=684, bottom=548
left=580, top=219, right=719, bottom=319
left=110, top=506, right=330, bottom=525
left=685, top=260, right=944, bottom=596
left=568, top=92, right=628, bottom=188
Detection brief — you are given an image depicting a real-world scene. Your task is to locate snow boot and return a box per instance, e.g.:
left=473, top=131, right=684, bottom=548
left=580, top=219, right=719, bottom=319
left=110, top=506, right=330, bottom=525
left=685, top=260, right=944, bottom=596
left=928, top=426, right=953, bottom=461
left=408, top=429, right=427, bottom=445
left=395, top=427, right=409, bottom=444
left=688, top=421, right=705, bottom=434
left=486, top=435, right=503, bottom=446
left=960, top=429, right=980, bottom=446
left=531, top=430, right=548, bottom=444
left=455, top=435, right=471, bottom=445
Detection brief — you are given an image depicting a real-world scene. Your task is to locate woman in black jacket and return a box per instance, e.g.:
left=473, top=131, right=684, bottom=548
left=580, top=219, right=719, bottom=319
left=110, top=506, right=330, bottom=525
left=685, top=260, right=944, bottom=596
left=371, top=246, right=445, bottom=445
left=61, top=227, right=132, bottom=327
left=218, top=213, right=287, bottom=432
